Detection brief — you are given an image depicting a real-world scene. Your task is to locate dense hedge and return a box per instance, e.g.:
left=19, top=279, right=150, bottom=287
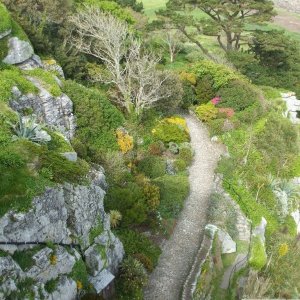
left=62, top=80, right=124, bottom=159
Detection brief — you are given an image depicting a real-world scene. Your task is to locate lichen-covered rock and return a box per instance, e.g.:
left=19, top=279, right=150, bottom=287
left=26, top=246, right=76, bottom=282
left=3, top=37, right=34, bottom=65
left=18, top=54, right=43, bottom=70
left=10, top=84, right=76, bottom=140
left=0, top=167, right=124, bottom=298
left=47, top=276, right=77, bottom=300
left=0, top=256, right=24, bottom=297
left=205, top=224, right=236, bottom=254
left=61, top=152, right=77, bottom=162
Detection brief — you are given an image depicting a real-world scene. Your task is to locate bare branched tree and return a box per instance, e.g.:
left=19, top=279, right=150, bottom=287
left=69, top=6, right=170, bottom=116
left=162, top=30, right=184, bottom=63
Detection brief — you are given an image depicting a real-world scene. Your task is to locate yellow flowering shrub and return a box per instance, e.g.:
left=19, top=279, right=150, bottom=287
left=278, top=243, right=289, bottom=257
left=116, top=128, right=133, bottom=153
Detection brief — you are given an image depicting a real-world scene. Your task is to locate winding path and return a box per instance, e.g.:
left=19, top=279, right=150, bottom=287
left=144, top=114, right=224, bottom=300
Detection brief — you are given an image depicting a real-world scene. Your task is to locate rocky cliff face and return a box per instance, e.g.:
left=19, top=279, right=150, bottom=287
left=0, top=14, right=124, bottom=300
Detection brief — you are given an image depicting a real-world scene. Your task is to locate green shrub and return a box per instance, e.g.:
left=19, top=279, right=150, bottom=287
left=154, top=175, right=189, bottom=219
left=249, top=236, right=267, bottom=270
left=137, top=155, right=166, bottom=179
left=71, top=137, right=87, bottom=158
left=174, top=159, right=187, bottom=172
left=152, top=117, right=190, bottom=144
left=0, top=3, right=11, bottom=33
left=283, top=216, right=297, bottom=237
left=25, top=68, right=62, bottom=97
left=12, top=246, right=43, bottom=271
left=116, top=256, right=147, bottom=299
left=189, top=60, right=241, bottom=90
left=254, top=114, right=298, bottom=173
left=195, top=74, right=216, bottom=104
left=62, top=81, right=124, bottom=158
left=195, top=103, right=218, bottom=122
left=104, top=182, right=147, bottom=226
left=70, top=259, right=90, bottom=290
left=181, top=83, right=197, bottom=109
left=11, top=20, right=29, bottom=41
left=44, top=278, right=59, bottom=294
left=178, top=146, right=193, bottom=166
left=47, top=132, right=73, bottom=153
left=218, top=80, right=259, bottom=111
left=115, top=229, right=161, bottom=268
left=0, top=68, right=37, bottom=102
left=260, top=86, right=281, bottom=101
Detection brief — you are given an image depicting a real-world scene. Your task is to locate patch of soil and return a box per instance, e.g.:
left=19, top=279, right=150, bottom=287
left=273, top=13, right=300, bottom=32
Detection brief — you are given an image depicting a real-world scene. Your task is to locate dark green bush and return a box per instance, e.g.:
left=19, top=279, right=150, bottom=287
left=218, top=80, right=259, bottom=111
left=174, top=159, right=187, bottom=172
left=62, top=81, right=124, bottom=159
left=178, top=146, right=193, bottom=166
left=115, top=229, right=161, bottom=268
left=195, top=75, right=215, bottom=104
left=154, top=175, right=189, bottom=219
left=137, top=155, right=166, bottom=179
left=104, top=182, right=147, bottom=226
left=181, top=83, right=197, bottom=109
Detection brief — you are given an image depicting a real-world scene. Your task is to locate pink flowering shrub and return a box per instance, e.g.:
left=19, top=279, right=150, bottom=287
left=218, top=108, right=235, bottom=118
left=211, top=96, right=221, bottom=105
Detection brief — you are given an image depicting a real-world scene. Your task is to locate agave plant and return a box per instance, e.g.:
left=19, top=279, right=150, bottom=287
left=9, top=114, right=51, bottom=144
left=268, top=175, right=300, bottom=217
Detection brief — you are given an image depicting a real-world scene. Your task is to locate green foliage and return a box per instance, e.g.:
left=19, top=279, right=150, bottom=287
left=218, top=80, right=260, bottom=111
left=78, top=0, right=135, bottom=24
left=249, top=236, right=267, bottom=270
left=0, top=67, right=37, bottom=102
left=137, top=155, right=166, bottom=179
left=181, top=83, right=197, bottom=109
left=0, top=3, right=11, bottom=33
left=178, top=145, right=193, bottom=166
left=190, top=60, right=241, bottom=90
left=117, top=256, right=147, bottom=299
left=70, top=259, right=89, bottom=290
left=12, top=246, right=43, bottom=271
left=11, top=19, right=29, bottom=41
left=254, top=114, right=298, bottom=173
left=44, top=278, right=59, bottom=294
left=195, top=102, right=218, bottom=122
left=154, top=175, right=189, bottom=219
left=47, top=132, right=73, bottom=153
left=195, top=75, right=216, bottom=104
left=174, top=159, right=187, bottom=172
left=25, top=68, right=62, bottom=97
left=152, top=118, right=190, bottom=144
left=116, top=0, right=143, bottom=12
left=283, top=216, right=297, bottom=237
left=115, top=229, right=161, bottom=268
left=89, top=219, right=104, bottom=244
left=104, top=182, right=147, bottom=226
left=7, top=278, right=35, bottom=300
left=62, top=81, right=124, bottom=159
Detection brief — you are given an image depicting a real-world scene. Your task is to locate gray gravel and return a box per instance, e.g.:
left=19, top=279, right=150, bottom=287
left=144, top=115, right=224, bottom=300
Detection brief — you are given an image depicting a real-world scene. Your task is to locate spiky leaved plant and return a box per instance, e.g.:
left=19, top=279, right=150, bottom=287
left=9, top=114, right=50, bottom=144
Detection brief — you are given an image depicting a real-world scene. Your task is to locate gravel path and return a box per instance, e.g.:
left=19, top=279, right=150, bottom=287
left=144, top=114, right=224, bottom=300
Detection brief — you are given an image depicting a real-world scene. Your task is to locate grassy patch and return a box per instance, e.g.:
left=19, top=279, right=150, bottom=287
left=25, top=68, right=62, bottom=97
left=12, top=245, right=43, bottom=271
left=44, top=278, right=59, bottom=294
left=0, top=3, right=11, bottom=33
left=0, top=67, right=37, bottom=102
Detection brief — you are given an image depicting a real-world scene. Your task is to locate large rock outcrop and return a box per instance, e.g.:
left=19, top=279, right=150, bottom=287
left=0, top=168, right=124, bottom=299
